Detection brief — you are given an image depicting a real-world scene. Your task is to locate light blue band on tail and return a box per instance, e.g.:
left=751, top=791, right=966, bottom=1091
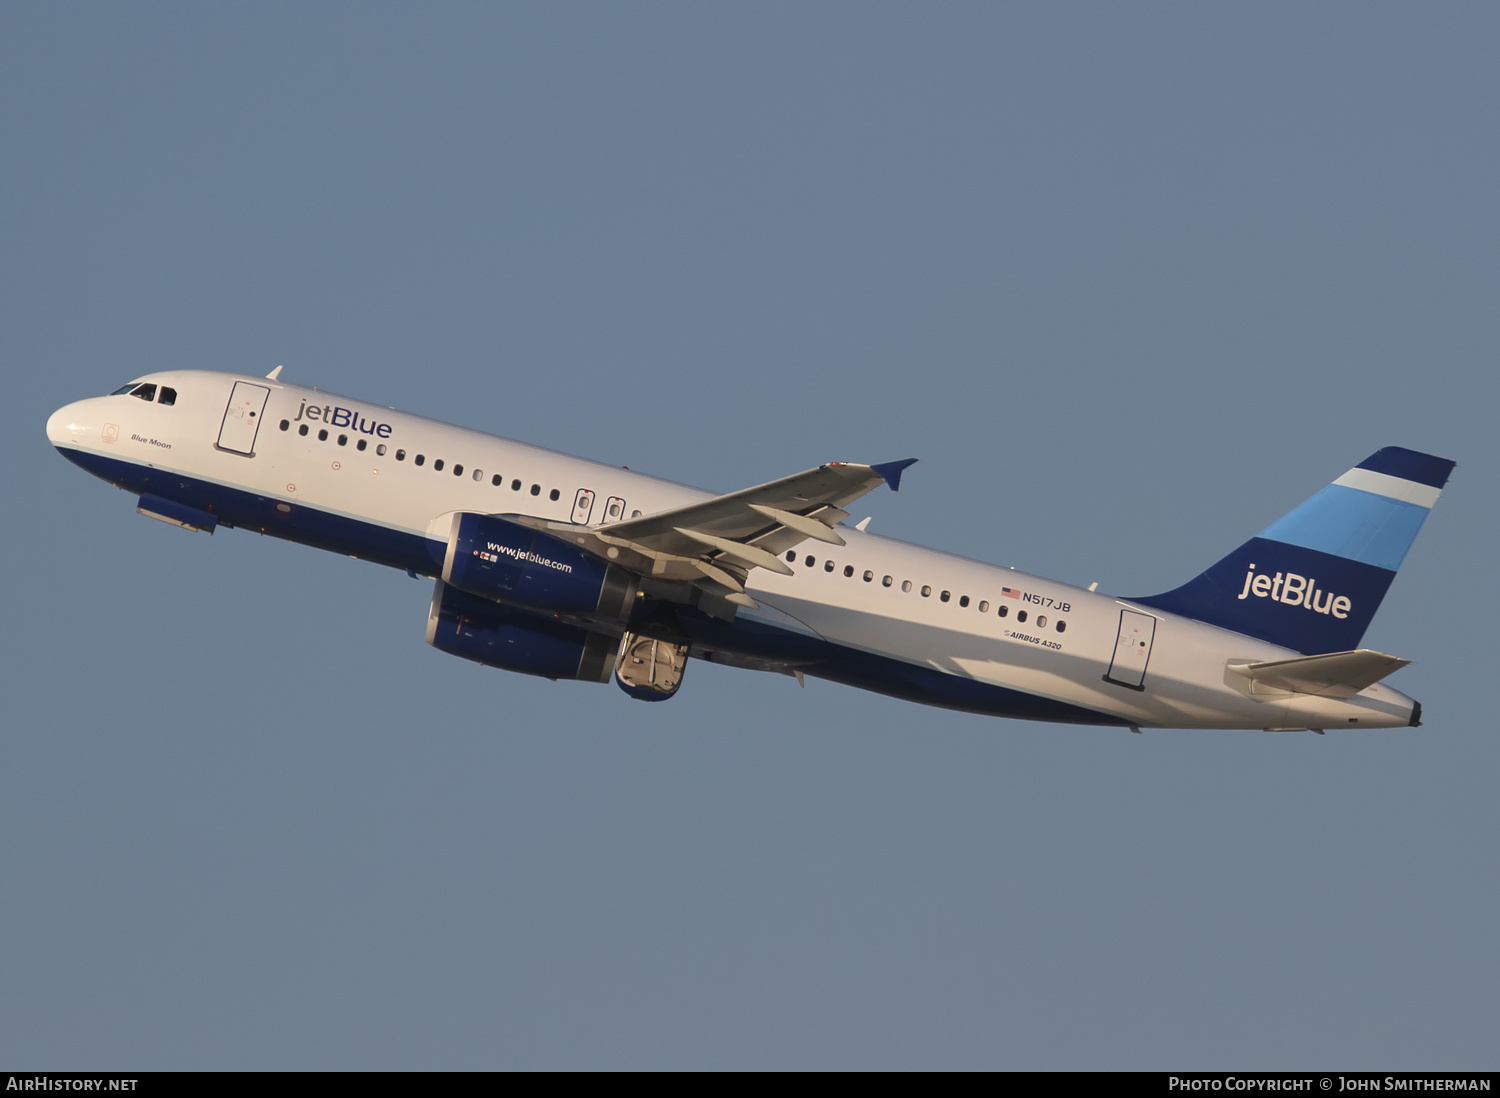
left=1258, top=484, right=1430, bottom=572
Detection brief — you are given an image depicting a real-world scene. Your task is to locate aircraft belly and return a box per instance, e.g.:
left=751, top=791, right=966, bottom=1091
left=755, top=593, right=1135, bottom=723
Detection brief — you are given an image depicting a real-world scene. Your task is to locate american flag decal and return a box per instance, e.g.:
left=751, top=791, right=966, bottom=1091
left=1001, top=587, right=1021, bottom=599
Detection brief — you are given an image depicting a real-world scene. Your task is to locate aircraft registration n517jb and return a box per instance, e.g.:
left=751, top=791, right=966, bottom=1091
left=47, top=368, right=1455, bottom=732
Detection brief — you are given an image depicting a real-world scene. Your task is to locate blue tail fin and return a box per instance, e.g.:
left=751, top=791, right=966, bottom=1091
left=1133, top=447, right=1454, bottom=654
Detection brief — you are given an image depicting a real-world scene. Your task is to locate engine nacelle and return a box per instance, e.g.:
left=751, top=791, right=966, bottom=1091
left=426, top=580, right=616, bottom=682
left=442, top=512, right=638, bottom=619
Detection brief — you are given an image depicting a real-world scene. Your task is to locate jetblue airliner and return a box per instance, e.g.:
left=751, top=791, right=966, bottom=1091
left=46, top=368, right=1454, bottom=731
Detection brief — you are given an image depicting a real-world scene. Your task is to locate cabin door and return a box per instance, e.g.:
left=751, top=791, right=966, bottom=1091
left=1104, top=609, right=1157, bottom=690
left=217, top=382, right=271, bottom=456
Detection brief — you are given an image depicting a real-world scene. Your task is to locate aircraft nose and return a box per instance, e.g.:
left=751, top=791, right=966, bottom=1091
left=47, top=400, right=90, bottom=447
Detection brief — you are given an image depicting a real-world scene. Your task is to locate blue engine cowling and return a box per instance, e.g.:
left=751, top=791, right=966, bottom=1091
left=441, top=512, right=638, bottom=620
left=426, top=580, right=616, bottom=682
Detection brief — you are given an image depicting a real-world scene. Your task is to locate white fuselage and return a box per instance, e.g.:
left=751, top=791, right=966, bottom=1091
left=46, top=370, right=1420, bottom=730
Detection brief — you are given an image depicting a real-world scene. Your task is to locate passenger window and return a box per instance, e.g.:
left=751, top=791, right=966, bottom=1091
left=940, top=591, right=951, bottom=603
left=1017, top=610, right=1028, bottom=623
left=453, top=464, right=463, bottom=476
left=415, top=454, right=425, bottom=466
left=280, top=420, right=290, bottom=431
left=1037, top=615, right=1048, bottom=628
left=882, top=575, right=892, bottom=587
left=998, top=605, right=1009, bottom=618
left=158, top=387, right=176, bottom=406
left=1056, top=621, right=1066, bottom=633
left=979, top=601, right=989, bottom=612
left=434, top=459, right=444, bottom=471
left=337, top=435, right=347, bottom=446
left=921, top=585, right=931, bottom=597
left=357, top=439, right=366, bottom=451
left=863, top=570, right=873, bottom=582
left=473, top=469, right=482, bottom=482
left=959, top=595, right=970, bottom=607
left=786, top=551, right=796, bottom=562
left=631, top=510, right=642, bottom=517
left=492, top=474, right=502, bottom=486
left=824, top=561, right=834, bottom=573
left=131, top=384, right=156, bottom=402
left=298, top=424, right=308, bottom=436
left=512, top=479, right=522, bottom=490
left=805, top=555, right=815, bottom=567
left=530, top=484, right=540, bottom=496
left=396, top=449, right=406, bottom=461
left=843, top=565, right=854, bottom=577
left=318, top=429, right=328, bottom=441
left=902, top=580, right=912, bottom=593
left=378, top=444, right=387, bottom=456
left=549, top=489, right=560, bottom=501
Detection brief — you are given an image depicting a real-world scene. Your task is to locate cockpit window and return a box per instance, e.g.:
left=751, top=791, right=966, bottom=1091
left=109, top=381, right=173, bottom=402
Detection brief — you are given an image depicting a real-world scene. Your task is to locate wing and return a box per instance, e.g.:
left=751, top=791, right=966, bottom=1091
left=510, top=459, right=915, bottom=615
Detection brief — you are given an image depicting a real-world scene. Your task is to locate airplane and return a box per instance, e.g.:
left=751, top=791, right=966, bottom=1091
left=45, top=367, right=1454, bottom=732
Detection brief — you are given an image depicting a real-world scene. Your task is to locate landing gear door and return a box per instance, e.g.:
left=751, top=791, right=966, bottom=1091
left=217, top=382, right=271, bottom=456
left=1104, top=609, right=1157, bottom=691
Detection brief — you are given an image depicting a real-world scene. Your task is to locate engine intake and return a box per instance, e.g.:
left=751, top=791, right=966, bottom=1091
left=442, top=512, right=637, bottom=619
left=426, top=581, right=616, bottom=682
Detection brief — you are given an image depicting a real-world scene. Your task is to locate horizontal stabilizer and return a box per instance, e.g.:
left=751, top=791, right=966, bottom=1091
left=1228, top=649, right=1409, bottom=699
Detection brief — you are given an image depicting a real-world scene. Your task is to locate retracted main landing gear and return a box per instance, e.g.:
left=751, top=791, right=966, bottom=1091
left=615, top=631, right=689, bottom=702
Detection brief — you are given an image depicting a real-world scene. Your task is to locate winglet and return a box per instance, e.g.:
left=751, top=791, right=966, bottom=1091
left=266, top=365, right=284, bottom=380
left=871, top=458, right=918, bottom=492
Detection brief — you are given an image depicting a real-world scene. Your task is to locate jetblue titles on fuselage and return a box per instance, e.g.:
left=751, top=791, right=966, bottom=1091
left=45, top=368, right=1454, bottom=732
left=292, top=399, right=394, bottom=438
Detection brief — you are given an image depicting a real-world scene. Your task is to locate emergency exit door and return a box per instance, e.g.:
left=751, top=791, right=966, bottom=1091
left=1104, top=609, right=1157, bottom=691
left=217, top=382, right=271, bottom=456
left=572, top=488, right=596, bottom=524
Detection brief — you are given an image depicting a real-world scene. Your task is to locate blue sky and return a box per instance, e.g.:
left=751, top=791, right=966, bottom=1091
left=3, top=3, right=1496, bottom=1069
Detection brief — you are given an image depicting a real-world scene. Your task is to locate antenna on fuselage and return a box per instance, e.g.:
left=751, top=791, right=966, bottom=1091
left=266, top=365, right=284, bottom=380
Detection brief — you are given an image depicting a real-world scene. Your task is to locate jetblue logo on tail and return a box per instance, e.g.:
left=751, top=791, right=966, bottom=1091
left=1135, top=447, right=1453, bottom=653
left=1235, top=563, right=1351, bottom=618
